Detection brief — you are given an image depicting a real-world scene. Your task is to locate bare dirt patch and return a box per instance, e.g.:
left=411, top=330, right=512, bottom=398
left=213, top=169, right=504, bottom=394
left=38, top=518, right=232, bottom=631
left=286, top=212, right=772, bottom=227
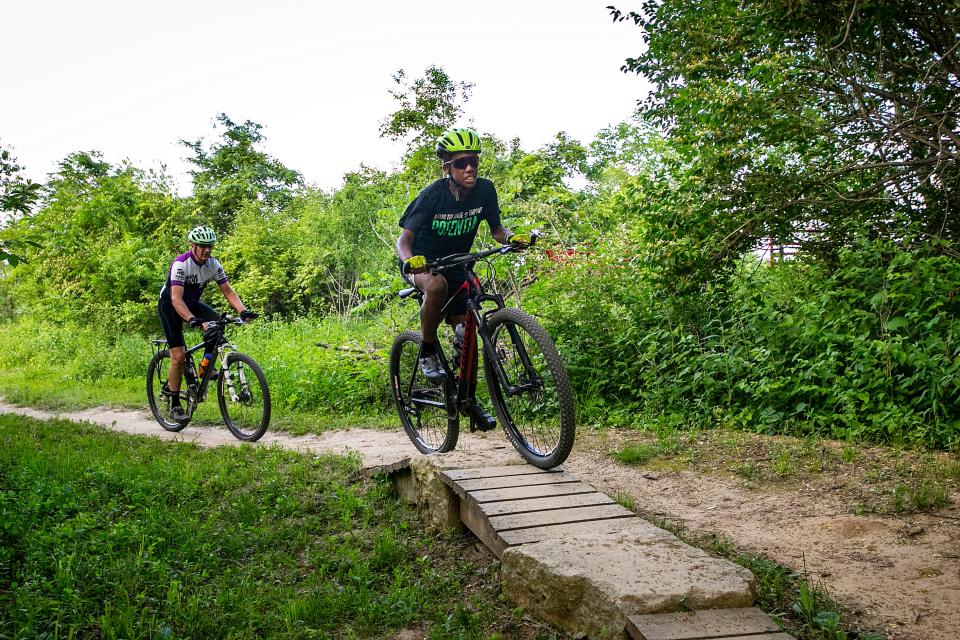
left=3, top=400, right=958, bottom=639
left=568, top=428, right=960, bottom=640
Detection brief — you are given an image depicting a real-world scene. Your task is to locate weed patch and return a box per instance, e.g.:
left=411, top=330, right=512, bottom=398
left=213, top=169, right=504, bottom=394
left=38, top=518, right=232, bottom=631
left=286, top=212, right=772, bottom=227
left=0, top=413, right=559, bottom=639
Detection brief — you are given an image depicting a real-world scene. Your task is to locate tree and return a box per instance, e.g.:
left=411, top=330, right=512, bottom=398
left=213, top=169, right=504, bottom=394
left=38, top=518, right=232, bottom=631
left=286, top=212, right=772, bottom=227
left=0, top=143, right=41, bottom=265
left=379, top=66, right=474, bottom=179
left=4, top=152, right=180, bottom=328
left=609, top=0, right=960, bottom=276
left=181, top=113, right=303, bottom=232
left=379, top=66, right=474, bottom=149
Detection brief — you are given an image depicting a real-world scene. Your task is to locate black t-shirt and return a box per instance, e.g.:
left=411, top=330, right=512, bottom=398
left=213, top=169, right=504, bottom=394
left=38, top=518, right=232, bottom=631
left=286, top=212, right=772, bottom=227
left=399, top=177, right=502, bottom=260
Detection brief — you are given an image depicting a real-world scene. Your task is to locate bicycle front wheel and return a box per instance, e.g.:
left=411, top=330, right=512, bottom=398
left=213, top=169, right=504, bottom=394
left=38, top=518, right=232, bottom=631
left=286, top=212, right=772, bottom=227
left=390, top=330, right=458, bottom=454
left=483, top=308, right=576, bottom=469
left=217, top=352, right=271, bottom=442
left=146, top=349, right=188, bottom=431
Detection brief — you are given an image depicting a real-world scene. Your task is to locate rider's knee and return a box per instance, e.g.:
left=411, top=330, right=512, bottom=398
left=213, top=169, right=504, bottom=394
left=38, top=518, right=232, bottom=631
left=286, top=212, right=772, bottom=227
left=169, top=348, right=186, bottom=365
left=422, top=275, right=447, bottom=298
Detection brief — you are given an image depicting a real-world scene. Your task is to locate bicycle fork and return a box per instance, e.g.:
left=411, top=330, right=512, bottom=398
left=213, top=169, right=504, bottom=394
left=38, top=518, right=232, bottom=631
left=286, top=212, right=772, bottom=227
left=220, top=354, right=249, bottom=403
left=477, top=316, right=543, bottom=396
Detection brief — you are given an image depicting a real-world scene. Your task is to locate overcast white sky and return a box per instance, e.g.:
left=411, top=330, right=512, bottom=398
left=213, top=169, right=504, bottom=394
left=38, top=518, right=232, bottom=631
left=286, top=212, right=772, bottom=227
left=3, top=1, right=649, bottom=193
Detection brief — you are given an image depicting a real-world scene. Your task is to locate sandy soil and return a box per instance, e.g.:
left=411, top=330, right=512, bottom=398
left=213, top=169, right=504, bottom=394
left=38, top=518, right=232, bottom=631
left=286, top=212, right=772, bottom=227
left=3, top=400, right=957, bottom=640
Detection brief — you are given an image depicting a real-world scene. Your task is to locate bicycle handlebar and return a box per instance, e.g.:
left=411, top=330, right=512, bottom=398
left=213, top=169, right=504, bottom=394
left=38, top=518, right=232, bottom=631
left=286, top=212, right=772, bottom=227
left=425, top=231, right=541, bottom=274
left=214, top=312, right=254, bottom=327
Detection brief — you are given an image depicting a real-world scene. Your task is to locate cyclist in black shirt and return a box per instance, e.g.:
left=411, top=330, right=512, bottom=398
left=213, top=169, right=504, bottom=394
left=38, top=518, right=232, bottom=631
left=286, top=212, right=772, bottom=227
left=396, top=127, right=530, bottom=429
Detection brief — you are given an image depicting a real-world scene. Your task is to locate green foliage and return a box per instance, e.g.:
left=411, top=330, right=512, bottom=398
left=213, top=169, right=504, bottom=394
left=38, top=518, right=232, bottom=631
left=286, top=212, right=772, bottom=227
left=181, top=113, right=303, bottom=233
left=612, top=444, right=657, bottom=466
left=526, top=230, right=960, bottom=448
left=0, top=313, right=396, bottom=424
left=610, top=0, right=960, bottom=281
left=0, top=413, right=516, bottom=638
left=379, top=66, right=474, bottom=157
left=1, top=152, right=183, bottom=329
left=0, top=142, right=41, bottom=265
left=3, top=56, right=960, bottom=456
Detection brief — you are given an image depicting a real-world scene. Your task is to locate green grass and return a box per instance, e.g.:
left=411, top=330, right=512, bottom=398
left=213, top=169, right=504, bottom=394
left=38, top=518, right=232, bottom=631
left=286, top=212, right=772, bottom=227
left=0, top=413, right=559, bottom=639
left=645, top=517, right=886, bottom=640
left=611, top=443, right=657, bottom=466
left=0, top=316, right=403, bottom=433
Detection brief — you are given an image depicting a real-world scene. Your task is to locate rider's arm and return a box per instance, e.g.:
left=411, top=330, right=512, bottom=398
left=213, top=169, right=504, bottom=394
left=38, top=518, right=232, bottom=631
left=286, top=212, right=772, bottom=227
left=491, top=226, right=511, bottom=245
left=396, top=228, right=416, bottom=262
left=170, top=285, right=194, bottom=322
left=218, top=281, right=246, bottom=315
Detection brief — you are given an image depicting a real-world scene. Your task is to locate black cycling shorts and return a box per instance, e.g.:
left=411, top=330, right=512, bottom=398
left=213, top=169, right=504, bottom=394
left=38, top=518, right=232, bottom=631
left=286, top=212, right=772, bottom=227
left=398, top=259, right=470, bottom=319
left=157, top=298, right=219, bottom=349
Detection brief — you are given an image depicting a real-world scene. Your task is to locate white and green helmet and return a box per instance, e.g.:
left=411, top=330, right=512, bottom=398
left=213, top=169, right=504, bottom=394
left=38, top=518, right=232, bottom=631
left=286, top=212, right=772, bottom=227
left=187, top=225, right=217, bottom=245
left=436, top=127, right=482, bottom=158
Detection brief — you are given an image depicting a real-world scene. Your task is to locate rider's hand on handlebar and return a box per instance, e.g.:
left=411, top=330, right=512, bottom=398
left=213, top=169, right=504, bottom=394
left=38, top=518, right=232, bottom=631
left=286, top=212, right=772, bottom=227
left=188, top=316, right=204, bottom=329
left=506, top=232, right=532, bottom=248
left=239, top=310, right=258, bottom=321
left=403, top=255, right=428, bottom=274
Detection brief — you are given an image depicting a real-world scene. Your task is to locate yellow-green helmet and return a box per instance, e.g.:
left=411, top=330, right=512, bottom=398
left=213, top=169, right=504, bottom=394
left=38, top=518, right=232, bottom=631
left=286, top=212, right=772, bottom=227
left=187, top=225, right=217, bottom=245
left=436, top=127, right=482, bottom=158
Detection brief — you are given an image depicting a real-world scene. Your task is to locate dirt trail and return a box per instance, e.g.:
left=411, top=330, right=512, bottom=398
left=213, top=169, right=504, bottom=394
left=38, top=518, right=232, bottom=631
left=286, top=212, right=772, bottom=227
left=3, top=400, right=957, bottom=640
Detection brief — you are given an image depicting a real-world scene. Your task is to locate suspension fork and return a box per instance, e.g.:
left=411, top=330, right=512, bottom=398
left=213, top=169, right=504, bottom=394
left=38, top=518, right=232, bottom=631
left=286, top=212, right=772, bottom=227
left=219, top=345, right=244, bottom=403
left=477, top=310, right=542, bottom=396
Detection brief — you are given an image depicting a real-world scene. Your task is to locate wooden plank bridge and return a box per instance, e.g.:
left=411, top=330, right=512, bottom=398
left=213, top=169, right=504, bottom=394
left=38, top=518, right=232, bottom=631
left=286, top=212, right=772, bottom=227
left=437, top=463, right=792, bottom=639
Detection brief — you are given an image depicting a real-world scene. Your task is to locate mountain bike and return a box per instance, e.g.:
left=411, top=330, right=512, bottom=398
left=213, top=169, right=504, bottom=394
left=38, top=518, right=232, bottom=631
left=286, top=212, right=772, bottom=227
left=389, top=238, right=576, bottom=469
left=146, top=312, right=271, bottom=441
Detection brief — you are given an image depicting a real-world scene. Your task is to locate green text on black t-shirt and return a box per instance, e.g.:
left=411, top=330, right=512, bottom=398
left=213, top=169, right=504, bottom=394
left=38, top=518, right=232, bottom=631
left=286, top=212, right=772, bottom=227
left=399, top=178, right=502, bottom=260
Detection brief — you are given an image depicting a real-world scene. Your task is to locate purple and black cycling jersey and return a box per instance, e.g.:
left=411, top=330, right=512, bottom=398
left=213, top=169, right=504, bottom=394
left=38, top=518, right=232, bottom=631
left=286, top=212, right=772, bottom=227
left=159, top=251, right=228, bottom=306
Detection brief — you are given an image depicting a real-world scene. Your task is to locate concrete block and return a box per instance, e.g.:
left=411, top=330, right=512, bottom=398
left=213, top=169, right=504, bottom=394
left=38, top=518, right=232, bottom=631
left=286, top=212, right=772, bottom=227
left=502, top=528, right=755, bottom=639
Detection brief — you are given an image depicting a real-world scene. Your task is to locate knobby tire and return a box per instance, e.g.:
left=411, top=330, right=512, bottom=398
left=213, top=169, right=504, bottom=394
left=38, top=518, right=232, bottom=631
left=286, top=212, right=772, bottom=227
left=146, top=349, right=189, bottom=432
left=483, top=308, right=575, bottom=469
left=217, top=352, right=271, bottom=442
left=390, top=330, right=459, bottom=454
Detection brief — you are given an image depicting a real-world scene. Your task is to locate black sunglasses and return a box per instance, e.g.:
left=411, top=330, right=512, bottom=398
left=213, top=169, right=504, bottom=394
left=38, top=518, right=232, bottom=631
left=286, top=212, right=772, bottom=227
left=449, top=155, right=479, bottom=170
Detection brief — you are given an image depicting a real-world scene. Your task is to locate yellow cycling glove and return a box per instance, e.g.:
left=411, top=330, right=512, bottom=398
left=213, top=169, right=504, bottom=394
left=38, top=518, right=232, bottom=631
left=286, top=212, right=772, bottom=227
left=506, top=232, right=532, bottom=246
left=403, top=255, right=427, bottom=272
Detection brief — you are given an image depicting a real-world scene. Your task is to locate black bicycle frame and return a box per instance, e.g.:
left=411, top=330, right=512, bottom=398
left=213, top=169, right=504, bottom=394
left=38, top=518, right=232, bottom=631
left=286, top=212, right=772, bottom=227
left=185, top=339, right=221, bottom=402
left=406, top=258, right=541, bottom=414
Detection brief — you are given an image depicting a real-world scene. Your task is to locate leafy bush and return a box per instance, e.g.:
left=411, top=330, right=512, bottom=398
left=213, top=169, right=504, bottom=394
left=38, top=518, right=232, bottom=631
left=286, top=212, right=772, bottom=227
left=525, top=233, right=960, bottom=448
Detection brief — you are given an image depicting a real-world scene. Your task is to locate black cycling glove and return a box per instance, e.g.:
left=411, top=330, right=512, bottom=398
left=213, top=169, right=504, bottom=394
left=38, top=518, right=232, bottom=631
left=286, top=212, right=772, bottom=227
left=239, top=310, right=258, bottom=321
left=187, top=316, right=203, bottom=328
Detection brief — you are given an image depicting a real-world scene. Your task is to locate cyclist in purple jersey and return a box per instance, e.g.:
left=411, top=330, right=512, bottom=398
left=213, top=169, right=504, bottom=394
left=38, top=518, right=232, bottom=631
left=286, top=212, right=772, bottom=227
left=396, top=127, right=531, bottom=429
left=158, top=225, right=254, bottom=421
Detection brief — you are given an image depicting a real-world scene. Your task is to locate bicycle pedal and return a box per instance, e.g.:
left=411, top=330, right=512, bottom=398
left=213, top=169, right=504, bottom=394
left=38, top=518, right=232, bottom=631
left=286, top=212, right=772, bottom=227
left=468, top=418, right=497, bottom=433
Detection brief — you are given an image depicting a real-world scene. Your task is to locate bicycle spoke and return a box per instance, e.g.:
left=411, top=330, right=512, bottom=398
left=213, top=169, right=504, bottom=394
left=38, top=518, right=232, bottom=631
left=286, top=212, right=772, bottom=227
left=218, top=354, right=270, bottom=442
left=146, top=349, right=189, bottom=432
left=484, top=309, right=575, bottom=468
left=390, top=331, right=458, bottom=454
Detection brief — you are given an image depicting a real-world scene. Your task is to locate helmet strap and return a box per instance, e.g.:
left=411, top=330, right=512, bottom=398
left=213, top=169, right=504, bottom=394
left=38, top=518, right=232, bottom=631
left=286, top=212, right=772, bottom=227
left=447, top=175, right=472, bottom=201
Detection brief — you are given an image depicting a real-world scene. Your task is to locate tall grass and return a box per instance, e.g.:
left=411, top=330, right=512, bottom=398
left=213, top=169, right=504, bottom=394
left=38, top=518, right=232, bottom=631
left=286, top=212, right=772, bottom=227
left=0, top=413, right=542, bottom=639
left=0, top=312, right=406, bottom=432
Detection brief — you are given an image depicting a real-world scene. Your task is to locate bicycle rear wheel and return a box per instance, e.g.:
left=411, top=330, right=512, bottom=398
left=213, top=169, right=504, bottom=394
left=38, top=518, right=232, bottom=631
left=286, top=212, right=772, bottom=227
left=483, top=308, right=576, bottom=469
left=146, top=349, right=189, bottom=431
left=390, top=330, right=459, bottom=454
left=217, top=352, right=271, bottom=442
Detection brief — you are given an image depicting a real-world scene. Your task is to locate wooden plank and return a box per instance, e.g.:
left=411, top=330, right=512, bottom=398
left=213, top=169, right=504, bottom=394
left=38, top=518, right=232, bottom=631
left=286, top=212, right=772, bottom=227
left=489, top=503, right=634, bottom=532
left=498, top=515, right=640, bottom=548
left=479, top=492, right=615, bottom=517
left=442, top=465, right=554, bottom=482
left=456, top=471, right=579, bottom=492
left=459, top=497, right=510, bottom=557
left=625, top=608, right=783, bottom=640
left=470, top=481, right=597, bottom=504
